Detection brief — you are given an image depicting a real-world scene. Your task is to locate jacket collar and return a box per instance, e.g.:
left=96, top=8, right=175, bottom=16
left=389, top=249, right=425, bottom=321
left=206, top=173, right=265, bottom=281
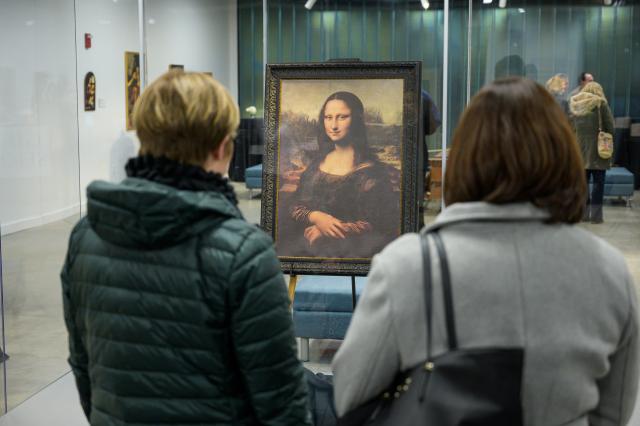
left=424, top=202, right=550, bottom=232
left=87, top=177, right=242, bottom=249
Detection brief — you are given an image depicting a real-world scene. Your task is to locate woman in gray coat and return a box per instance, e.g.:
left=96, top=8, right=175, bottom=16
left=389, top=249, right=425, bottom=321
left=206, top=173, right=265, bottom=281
left=570, top=81, right=614, bottom=223
left=333, top=78, right=638, bottom=425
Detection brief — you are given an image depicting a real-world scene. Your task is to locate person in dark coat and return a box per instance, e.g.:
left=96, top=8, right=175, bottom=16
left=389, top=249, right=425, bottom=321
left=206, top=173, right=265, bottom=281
left=419, top=89, right=442, bottom=225
left=568, top=71, right=594, bottom=98
left=569, top=81, right=614, bottom=223
left=61, top=71, right=311, bottom=425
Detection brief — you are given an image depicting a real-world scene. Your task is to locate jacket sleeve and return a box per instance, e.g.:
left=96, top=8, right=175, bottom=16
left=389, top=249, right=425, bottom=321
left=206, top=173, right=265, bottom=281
left=332, top=253, right=401, bottom=417
left=60, top=224, right=92, bottom=419
left=590, top=270, right=639, bottom=426
left=229, top=230, right=311, bottom=425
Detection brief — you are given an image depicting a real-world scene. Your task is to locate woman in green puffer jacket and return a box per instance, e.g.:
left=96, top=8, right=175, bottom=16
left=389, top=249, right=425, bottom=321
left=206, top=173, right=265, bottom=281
left=61, top=71, right=311, bottom=425
left=569, top=81, right=614, bottom=224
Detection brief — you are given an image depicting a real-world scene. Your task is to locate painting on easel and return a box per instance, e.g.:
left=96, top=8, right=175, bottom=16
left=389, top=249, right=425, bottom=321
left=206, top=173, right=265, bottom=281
left=124, top=51, right=140, bottom=130
left=261, top=62, right=422, bottom=276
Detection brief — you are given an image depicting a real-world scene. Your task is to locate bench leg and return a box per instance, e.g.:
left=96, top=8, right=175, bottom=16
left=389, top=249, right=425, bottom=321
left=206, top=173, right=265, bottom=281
left=298, top=338, right=310, bottom=362
left=248, top=188, right=253, bottom=199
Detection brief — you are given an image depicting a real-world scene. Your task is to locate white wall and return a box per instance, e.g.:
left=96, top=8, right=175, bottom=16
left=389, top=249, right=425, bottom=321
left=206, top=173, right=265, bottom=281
left=75, top=0, right=141, bottom=207
left=75, top=0, right=239, bottom=207
left=0, top=0, right=240, bottom=235
left=0, top=0, right=81, bottom=235
left=145, top=0, right=238, bottom=101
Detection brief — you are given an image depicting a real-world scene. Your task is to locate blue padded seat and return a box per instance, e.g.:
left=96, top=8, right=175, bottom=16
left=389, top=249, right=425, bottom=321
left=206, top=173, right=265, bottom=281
left=606, top=167, right=634, bottom=184
left=245, top=164, right=262, bottom=191
left=293, top=275, right=367, bottom=341
left=589, top=167, right=634, bottom=202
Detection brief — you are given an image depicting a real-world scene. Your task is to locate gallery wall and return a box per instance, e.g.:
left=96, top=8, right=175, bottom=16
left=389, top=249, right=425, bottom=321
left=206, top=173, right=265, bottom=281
left=75, top=0, right=141, bottom=206
left=0, top=0, right=240, bottom=235
left=145, top=0, right=239, bottom=100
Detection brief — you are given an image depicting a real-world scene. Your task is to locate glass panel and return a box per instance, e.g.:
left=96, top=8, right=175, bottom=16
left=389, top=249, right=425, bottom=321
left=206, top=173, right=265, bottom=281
left=235, top=0, right=445, bottom=371
left=0, top=0, right=81, bottom=410
left=0, top=0, right=143, bottom=411
left=466, top=0, right=640, bottom=249
left=0, top=233, right=6, bottom=413
left=143, top=0, right=247, bottom=213
left=464, top=2, right=640, bottom=418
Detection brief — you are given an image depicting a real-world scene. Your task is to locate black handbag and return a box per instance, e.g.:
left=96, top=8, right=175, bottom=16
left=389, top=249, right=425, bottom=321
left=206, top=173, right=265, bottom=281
left=338, top=231, right=524, bottom=426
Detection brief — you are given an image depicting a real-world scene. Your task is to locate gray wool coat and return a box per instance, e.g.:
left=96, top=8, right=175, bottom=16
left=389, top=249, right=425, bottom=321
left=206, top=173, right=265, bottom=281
left=573, top=103, right=615, bottom=170
left=333, top=202, right=639, bottom=426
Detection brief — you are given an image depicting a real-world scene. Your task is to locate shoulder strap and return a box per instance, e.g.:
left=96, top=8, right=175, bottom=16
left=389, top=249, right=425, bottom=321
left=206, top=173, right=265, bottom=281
left=432, top=232, right=459, bottom=350
left=420, top=232, right=433, bottom=360
left=598, top=105, right=603, bottom=131
left=420, top=231, right=459, bottom=355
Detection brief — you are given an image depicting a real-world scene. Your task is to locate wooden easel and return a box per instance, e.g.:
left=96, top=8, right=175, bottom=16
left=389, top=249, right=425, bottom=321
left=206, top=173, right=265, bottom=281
left=288, top=275, right=298, bottom=308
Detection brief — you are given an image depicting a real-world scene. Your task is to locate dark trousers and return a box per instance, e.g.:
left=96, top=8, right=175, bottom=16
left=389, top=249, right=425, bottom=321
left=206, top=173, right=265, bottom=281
left=586, top=169, right=606, bottom=222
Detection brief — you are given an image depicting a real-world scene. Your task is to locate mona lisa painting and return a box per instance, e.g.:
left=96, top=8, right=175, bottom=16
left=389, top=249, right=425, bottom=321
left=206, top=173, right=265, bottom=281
left=261, top=62, right=422, bottom=275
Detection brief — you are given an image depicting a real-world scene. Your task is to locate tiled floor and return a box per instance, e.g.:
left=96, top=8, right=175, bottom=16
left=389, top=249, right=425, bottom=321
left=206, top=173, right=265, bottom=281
left=0, top=185, right=638, bottom=422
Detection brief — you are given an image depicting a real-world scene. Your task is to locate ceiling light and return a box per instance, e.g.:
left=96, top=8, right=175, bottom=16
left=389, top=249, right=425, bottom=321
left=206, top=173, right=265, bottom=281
left=421, top=0, right=430, bottom=9
left=483, top=0, right=493, bottom=3
left=518, top=8, right=525, bottom=13
left=304, top=0, right=317, bottom=10
left=499, top=0, right=507, bottom=7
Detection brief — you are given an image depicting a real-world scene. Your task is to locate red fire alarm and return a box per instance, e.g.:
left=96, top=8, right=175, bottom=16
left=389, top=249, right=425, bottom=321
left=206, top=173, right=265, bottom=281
left=85, top=33, right=92, bottom=49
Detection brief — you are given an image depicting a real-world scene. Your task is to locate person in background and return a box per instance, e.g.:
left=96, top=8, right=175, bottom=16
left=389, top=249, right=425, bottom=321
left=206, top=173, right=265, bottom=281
left=569, top=71, right=594, bottom=97
left=333, top=77, right=638, bottom=425
left=61, top=71, right=310, bottom=425
left=570, top=81, right=615, bottom=224
left=419, top=89, right=442, bottom=225
left=545, top=73, right=569, bottom=115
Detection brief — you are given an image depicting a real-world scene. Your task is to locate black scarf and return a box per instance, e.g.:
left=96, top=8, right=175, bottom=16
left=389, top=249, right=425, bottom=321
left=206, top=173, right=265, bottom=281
left=125, top=155, right=238, bottom=206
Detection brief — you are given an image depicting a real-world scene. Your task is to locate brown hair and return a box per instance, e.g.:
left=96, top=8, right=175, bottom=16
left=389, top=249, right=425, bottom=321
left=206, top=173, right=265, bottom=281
left=133, top=70, right=239, bottom=165
left=444, top=77, right=586, bottom=223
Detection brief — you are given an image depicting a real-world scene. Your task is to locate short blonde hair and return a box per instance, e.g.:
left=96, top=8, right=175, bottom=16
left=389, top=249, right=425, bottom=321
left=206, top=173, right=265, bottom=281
left=581, top=81, right=607, bottom=102
left=133, top=71, right=240, bottom=165
left=545, top=73, right=568, bottom=95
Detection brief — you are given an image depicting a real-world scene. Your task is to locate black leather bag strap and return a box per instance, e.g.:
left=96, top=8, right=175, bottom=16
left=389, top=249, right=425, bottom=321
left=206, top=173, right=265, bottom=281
left=432, top=232, right=459, bottom=351
left=598, top=105, right=603, bottom=132
left=420, top=232, right=433, bottom=360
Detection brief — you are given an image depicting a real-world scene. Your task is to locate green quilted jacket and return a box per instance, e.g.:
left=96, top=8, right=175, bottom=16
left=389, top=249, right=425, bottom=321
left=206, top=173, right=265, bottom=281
left=61, top=177, right=310, bottom=425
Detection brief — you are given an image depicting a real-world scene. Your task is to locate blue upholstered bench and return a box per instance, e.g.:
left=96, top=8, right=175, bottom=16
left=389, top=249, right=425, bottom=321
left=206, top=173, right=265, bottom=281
left=589, top=167, right=635, bottom=206
left=604, top=167, right=634, bottom=205
left=292, top=275, right=367, bottom=361
left=245, top=164, right=262, bottom=198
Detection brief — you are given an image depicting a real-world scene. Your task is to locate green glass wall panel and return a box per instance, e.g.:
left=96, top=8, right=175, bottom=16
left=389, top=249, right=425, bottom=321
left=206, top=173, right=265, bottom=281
left=237, top=0, right=446, bottom=151
left=237, top=1, right=640, bottom=130
left=470, top=3, right=640, bottom=119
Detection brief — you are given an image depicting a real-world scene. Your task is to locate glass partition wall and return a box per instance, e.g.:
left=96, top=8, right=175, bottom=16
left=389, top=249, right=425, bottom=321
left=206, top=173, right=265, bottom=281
left=0, top=0, right=639, bottom=418
left=0, top=0, right=82, bottom=412
left=0, top=0, right=141, bottom=412
left=237, top=0, right=640, bottom=400
left=0, top=0, right=241, bottom=412
left=466, top=0, right=640, bottom=297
